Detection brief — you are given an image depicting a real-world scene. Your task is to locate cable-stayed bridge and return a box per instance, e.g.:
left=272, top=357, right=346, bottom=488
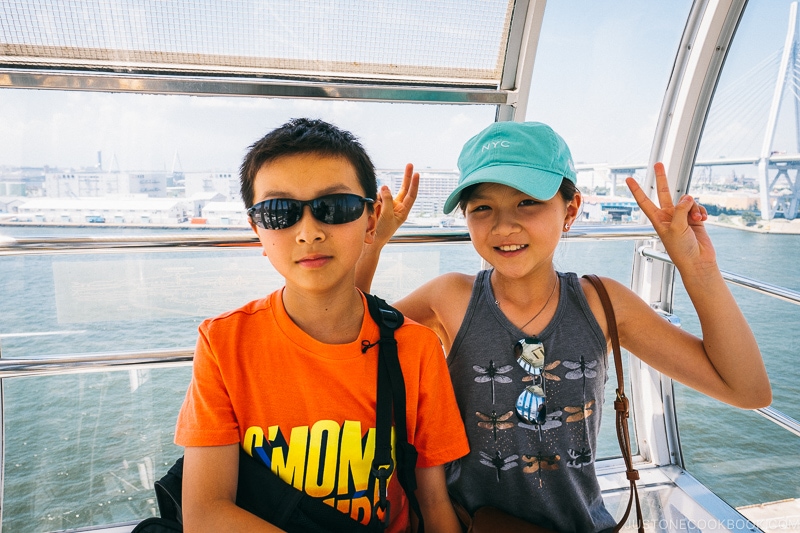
left=585, top=2, right=800, bottom=221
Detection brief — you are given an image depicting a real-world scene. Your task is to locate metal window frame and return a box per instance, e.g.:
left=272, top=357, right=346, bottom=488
left=1, top=1, right=544, bottom=116
left=629, top=0, right=750, bottom=470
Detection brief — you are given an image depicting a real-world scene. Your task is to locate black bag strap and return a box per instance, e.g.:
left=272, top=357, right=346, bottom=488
left=582, top=275, right=643, bottom=533
left=364, top=294, right=424, bottom=533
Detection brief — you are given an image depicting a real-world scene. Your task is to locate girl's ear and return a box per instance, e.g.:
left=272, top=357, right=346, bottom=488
left=364, top=200, right=382, bottom=245
left=565, top=190, right=582, bottom=227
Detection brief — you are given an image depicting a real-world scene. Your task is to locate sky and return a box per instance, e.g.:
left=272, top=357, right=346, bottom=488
left=0, top=1, right=796, bottom=173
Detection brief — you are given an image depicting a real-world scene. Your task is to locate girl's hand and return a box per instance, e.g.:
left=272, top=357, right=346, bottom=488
left=374, top=163, right=420, bottom=247
left=626, top=162, right=716, bottom=274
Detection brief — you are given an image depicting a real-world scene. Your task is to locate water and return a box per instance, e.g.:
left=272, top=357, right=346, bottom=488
left=0, top=224, right=798, bottom=531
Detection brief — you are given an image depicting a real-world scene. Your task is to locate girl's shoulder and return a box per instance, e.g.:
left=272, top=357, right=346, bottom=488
left=434, top=271, right=478, bottom=296
left=395, top=272, right=477, bottom=352
left=408, top=271, right=476, bottom=318
left=577, top=274, right=652, bottom=340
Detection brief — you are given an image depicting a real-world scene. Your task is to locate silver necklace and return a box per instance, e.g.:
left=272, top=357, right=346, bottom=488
left=495, top=276, right=559, bottom=331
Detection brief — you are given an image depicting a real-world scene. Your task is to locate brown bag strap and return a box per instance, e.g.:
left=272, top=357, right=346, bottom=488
left=582, top=275, right=644, bottom=533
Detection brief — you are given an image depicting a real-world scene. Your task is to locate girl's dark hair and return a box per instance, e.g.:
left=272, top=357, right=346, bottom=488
left=457, top=177, right=578, bottom=212
left=240, top=118, right=377, bottom=209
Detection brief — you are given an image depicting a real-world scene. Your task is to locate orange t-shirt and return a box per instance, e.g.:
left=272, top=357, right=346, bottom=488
left=175, top=289, right=469, bottom=532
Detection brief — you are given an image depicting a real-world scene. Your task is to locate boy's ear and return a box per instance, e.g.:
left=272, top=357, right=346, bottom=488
left=364, top=200, right=381, bottom=245
left=248, top=219, right=268, bottom=256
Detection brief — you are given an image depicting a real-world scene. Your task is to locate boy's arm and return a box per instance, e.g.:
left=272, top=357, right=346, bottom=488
left=412, top=465, right=462, bottom=533
left=355, top=163, right=419, bottom=292
left=183, top=444, right=285, bottom=533
left=612, top=163, right=771, bottom=408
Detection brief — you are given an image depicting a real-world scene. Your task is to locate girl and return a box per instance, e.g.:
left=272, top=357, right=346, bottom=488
left=357, top=121, right=771, bottom=532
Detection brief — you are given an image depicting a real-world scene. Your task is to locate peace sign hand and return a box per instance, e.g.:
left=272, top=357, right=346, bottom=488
left=626, top=162, right=717, bottom=275
left=374, top=163, right=419, bottom=247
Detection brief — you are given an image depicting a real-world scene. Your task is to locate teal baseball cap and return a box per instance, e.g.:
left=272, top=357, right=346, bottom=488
left=443, top=121, right=577, bottom=214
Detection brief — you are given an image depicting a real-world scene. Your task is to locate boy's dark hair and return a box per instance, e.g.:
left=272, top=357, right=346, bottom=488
left=457, top=177, right=578, bottom=212
left=240, top=118, right=377, bottom=208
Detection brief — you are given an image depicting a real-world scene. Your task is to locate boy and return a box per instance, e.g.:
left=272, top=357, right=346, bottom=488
left=175, top=118, right=468, bottom=532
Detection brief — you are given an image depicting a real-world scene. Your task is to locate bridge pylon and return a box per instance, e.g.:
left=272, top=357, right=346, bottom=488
left=759, top=1, right=800, bottom=220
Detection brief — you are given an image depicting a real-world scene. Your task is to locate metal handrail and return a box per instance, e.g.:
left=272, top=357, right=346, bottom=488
left=3, top=347, right=798, bottom=440
left=756, top=406, right=800, bottom=438
left=640, top=248, right=800, bottom=305
left=0, top=224, right=656, bottom=256
left=0, top=349, right=193, bottom=378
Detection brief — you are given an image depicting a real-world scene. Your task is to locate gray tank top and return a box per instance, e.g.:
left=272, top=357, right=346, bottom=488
left=447, top=270, right=616, bottom=533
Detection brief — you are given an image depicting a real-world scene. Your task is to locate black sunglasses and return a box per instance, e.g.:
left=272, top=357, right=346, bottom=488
left=247, top=193, right=374, bottom=230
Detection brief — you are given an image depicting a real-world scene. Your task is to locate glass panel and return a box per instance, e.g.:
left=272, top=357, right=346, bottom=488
left=685, top=0, right=800, bottom=511
left=527, top=1, right=692, bottom=224
left=2, top=367, right=190, bottom=532
left=673, top=227, right=800, bottom=509
left=0, top=0, right=513, bottom=83
left=0, top=246, right=278, bottom=357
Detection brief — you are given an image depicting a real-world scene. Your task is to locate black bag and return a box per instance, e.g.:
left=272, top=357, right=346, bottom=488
left=131, top=517, right=183, bottom=533
left=131, top=457, right=184, bottom=533
left=133, top=295, right=422, bottom=533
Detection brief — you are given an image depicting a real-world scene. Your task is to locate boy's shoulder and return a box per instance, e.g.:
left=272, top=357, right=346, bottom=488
left=392, top=313, right=442, bottom=348
left=200, top=291, right=277, bottom=331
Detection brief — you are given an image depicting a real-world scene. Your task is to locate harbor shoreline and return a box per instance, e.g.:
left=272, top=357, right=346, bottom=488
left=706, top=215, right=800, bottom=234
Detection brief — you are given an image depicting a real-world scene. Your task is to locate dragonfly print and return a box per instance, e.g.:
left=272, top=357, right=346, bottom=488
left=567, top=447, right=593, bottom=469
left=517, top=409, right=563, bottom=441
left=564, top=400, right=594, bottom=423
left=474, top=359, right=514, bottom=404
left=521, top=452, right=560, bottom=488
left=476, top=410, right=515, bottom=441
left=479, top=450, right=519, bottom=482
left=564, top=400, right=594, bottom=440
left=563, top=355, right=598, bottom=405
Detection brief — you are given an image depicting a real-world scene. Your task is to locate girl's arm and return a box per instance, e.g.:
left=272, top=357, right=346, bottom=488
left=354, top=164, right=472, bottom=350
left=183, top=444, right=285, bottom=532
left=602, top=163, right=770, bottom=409
left=355, top=163, right=419, bottom=293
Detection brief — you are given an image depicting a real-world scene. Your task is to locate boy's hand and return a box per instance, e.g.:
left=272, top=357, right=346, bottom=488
left=374, top=163, right=419, bottom=247
left=626, top=162, right=716, bottom=275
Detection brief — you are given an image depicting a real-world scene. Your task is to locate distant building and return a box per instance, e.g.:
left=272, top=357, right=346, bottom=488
left=695, top=191, right=759, bottom=211
left=184, top=172, right=239, bottom=202
left=378, top=169, right=459, bottom=215
left=0, top=197, right=24, bottom=214
left=201, top=201, right=248, bottom=226
left=582, top=195, right=641, bottom=222
left=0, top=166, right=46, bottom=196
left=188, top=192, right=227, bottom=218
left=16, top=197, right=190, bottom=224
left=44, top=170, right=171, bottom=198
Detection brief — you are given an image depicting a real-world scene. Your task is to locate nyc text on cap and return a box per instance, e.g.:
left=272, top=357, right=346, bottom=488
left=443, top=121, right=577, bottom=214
